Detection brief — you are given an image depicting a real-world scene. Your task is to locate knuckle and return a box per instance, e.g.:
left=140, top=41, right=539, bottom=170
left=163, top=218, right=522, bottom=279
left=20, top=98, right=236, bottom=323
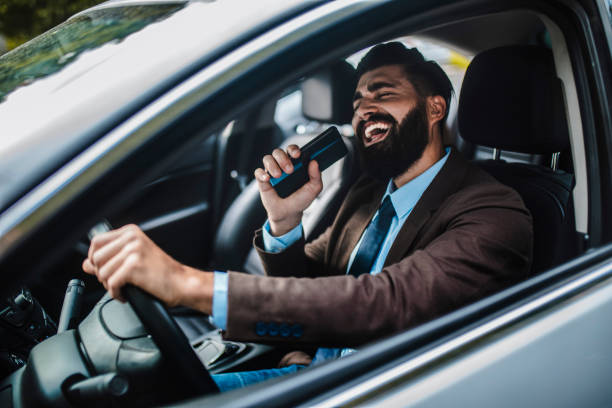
left=125, top=253, right=140, bottom=268
left=91, top=252, right=102, bottom=266
left=124, top=229, right=136, bottom=241
left=98, top=266, right=110, bottom=281
left=127, top=224, right=141, bottom=235
left=91, top=235, right=102, bottom=248
left=126, top=239, right=141, bottom=252
left=262, top=155, right=274, bottom=166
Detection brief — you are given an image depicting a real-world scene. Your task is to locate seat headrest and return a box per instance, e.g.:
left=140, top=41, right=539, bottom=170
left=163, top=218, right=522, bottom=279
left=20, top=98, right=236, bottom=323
left=458, top=46, right=570, bottom=154
left=231, top=97, right=278, bottom=134
left=301, top=61, right=356, bottom=124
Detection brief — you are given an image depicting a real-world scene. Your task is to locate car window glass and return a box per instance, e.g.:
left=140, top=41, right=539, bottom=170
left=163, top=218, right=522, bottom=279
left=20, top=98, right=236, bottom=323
left=0, top=4, right=185, bottom=103
left=275, top=88, right=307, bottom=137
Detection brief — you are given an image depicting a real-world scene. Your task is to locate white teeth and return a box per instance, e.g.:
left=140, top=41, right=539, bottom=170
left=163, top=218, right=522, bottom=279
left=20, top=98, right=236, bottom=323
left=364, top=122, right=390, bottom=139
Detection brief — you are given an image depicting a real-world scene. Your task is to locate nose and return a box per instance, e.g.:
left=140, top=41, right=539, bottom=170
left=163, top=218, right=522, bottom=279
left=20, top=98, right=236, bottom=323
left=354, top=97, right=379, bottom=122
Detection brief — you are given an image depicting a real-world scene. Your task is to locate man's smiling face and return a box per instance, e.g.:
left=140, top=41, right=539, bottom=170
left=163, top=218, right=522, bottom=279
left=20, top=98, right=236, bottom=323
left=351, top=64, right=431, bottom=182
left=352, top=64, right=421, bottom=147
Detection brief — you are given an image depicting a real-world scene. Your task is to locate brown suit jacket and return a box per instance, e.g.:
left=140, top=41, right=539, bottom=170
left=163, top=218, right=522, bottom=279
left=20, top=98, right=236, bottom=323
left=223, top=149, right=533, bottom=347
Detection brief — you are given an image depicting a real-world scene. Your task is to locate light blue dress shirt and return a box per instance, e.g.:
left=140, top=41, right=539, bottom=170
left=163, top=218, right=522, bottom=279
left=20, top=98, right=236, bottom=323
left=212, top=148, right=451, bottom=336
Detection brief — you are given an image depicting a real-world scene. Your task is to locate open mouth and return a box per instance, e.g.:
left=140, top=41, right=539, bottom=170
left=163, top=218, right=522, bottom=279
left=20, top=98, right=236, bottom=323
left=363, top=121, right=391, bottom=147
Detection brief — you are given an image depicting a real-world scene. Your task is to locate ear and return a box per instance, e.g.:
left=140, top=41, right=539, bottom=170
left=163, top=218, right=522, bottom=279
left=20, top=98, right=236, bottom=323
left=426, top=95, right=447, bottom=126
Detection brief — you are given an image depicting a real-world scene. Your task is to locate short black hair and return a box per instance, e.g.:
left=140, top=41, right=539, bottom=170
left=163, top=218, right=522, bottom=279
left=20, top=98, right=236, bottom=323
left=355, top=42, right=454, bottom=122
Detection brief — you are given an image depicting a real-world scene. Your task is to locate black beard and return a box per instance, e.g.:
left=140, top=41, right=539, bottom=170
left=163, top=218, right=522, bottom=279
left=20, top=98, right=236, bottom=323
left=355, top=102, right=430, bottom=183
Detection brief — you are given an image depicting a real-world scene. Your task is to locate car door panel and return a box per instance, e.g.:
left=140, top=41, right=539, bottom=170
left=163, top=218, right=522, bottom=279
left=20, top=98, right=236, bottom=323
left=109, top=134, right=217, bottom=269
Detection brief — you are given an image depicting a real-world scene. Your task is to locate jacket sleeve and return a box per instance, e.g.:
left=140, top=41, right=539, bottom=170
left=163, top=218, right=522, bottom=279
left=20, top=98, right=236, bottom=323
left=224, top=187, right=533, bottom=346
left=252, top=223, right=336, bottom=278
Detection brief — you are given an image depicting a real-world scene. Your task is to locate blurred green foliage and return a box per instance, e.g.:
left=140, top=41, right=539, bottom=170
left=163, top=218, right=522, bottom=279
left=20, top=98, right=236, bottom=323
left=0, top=0, right=104, bottom=49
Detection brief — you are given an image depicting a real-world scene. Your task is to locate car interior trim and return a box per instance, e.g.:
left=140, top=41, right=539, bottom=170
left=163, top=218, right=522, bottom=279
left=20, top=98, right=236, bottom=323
left=138, top=203, right=209, bottom=232
left=560, top=0, right=608, bottom=246
left=540, top=13, right=588, bottom=233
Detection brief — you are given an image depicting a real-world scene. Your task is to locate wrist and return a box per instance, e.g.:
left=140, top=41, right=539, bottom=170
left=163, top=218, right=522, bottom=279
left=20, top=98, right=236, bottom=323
left=174, top=266, right=214, bottom=314
left=269, top=214, right=302, bottom=236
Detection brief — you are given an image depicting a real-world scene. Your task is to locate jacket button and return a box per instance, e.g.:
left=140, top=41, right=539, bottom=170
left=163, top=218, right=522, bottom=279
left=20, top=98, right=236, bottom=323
left=279, top=324, right=291, bottom=337
left=291, top=324, right=303, bottom=338
left=268, top=322, right=279, bottom=336
left=255, top=322, right=267, bottom=336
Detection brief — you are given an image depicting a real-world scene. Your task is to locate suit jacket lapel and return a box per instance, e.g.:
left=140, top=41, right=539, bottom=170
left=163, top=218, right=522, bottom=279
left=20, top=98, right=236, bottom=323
left=384, top=149, right=468, bottom=266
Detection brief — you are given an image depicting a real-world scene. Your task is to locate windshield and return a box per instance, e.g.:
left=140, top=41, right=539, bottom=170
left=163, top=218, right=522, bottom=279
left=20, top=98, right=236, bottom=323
left=0, top=4, right=185, bottom=103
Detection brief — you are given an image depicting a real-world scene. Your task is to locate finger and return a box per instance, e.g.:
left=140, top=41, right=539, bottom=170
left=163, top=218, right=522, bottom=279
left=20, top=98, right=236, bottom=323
left=82, top=258, right=96, bottom=274
left=97, top=241, right=137, bottom=281
left=306, top=160, right=323, bottom=192
left=84, top=258, right=108, bottom=291
left=106, top=253, right=138, bottom=301
left=91, top=230, right=135, bottom=269
left=262, top=154, right=283, bottom=178
left=87, top=224, right=133, bottom=260
left=286, top=144, right=301, bottom=159
left=254, top=168, right=274, bottom=192
left=272, top=148, right=293, bottom=174
left=254, top=167, right=270, bottom=182
left=106, top=271, right=127, bottom=301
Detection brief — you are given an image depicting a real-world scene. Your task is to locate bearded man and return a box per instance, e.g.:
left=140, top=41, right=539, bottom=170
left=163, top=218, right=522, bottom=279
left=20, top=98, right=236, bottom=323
left=84, top=42, right=533, bottom=391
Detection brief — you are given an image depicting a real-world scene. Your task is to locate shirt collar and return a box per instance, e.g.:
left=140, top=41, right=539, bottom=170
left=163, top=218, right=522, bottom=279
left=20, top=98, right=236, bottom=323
left=383, top=147, right=451, bottom=219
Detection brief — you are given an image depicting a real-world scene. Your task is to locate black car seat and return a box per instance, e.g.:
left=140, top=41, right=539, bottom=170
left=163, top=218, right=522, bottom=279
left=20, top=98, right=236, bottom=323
left=210, top=61, right=358, bottom=275
left=211, top=98, right=285, bottom=229
left=458, top=45, right=578, bottom=274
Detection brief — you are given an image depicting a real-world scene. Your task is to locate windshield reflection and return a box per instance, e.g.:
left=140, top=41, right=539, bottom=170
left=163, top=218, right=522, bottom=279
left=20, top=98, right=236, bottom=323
left=0, top=4, right=185, bottom=103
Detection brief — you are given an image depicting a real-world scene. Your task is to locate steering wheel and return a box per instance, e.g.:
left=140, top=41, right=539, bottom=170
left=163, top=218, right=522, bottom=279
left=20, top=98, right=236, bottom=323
left=122, top=285, right=219, bottom=396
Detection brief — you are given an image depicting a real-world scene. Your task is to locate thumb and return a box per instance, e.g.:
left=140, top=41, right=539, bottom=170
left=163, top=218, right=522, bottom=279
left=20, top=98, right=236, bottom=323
left=306, top=160, right=323, bottom=192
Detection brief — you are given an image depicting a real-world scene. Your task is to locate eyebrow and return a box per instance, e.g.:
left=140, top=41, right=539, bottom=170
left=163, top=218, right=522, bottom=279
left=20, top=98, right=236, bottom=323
left=353, top=80, right=397, bottom=102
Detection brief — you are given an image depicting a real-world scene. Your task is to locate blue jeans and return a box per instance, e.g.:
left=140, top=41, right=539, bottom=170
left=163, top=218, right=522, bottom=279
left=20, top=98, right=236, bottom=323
left=212, top=364, right=305, bottom=392
left=211, top=348, right=348, bottom=392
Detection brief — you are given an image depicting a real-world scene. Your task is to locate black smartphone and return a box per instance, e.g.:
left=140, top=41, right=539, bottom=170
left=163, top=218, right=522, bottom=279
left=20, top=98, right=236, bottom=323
left=269, top=126, right=348, bottom=198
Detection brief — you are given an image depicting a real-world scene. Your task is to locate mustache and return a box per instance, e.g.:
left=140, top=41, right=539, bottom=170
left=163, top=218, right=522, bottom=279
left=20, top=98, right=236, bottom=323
left=357, top=113, right=397, bottom=139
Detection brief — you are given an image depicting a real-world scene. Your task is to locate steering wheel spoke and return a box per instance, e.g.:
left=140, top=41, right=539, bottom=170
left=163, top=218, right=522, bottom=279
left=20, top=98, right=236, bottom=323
left=123, top=285, right=219, bottom=396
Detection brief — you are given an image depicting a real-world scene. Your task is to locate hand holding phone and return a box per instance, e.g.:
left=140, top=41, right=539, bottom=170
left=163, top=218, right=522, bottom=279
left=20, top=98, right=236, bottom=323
left=269, top=126, right=347, bottom=198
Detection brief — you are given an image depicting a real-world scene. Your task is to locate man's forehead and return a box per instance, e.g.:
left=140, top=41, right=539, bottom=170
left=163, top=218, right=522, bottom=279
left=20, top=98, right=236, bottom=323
left=356, top=64, right=407, bottom=89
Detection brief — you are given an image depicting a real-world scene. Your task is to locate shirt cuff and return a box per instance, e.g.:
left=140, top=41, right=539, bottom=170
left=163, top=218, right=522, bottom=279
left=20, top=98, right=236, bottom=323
left=212, top=271, right=228, bottom=330
left=262, top=219, right=303, bottom=253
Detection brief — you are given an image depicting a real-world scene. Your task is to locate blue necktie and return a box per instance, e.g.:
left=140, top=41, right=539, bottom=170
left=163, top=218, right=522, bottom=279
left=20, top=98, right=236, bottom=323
left=348, top=195, right=396, bottom=277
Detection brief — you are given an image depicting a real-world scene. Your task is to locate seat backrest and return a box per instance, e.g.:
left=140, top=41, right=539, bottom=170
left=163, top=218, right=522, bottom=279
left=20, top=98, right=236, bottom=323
left=458, top=45, right=577, bottom=273
left=211, top=61, right=358, bottom=273
left=211, top=98, right=284, bottom=228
